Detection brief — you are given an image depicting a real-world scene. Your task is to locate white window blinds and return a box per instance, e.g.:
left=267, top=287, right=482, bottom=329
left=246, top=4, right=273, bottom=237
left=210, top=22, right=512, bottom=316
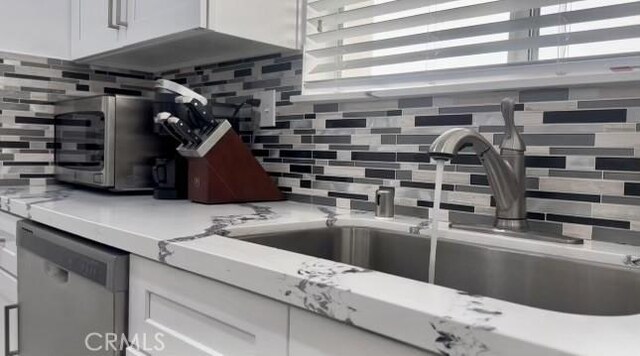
left=302, top=0, right=640, bottom=95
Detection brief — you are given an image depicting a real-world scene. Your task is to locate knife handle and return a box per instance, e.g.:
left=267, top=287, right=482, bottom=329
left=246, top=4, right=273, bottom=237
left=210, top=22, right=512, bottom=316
left=161, top=121, right=188, bottom=145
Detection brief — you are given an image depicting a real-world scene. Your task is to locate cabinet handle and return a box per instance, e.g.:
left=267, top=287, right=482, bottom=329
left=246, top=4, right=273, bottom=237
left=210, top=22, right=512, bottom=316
left=4, top=304, right=18, bottom=356
left=116, top=0, right=128, bottom=27
left=107, top=0, right=119, bottom=29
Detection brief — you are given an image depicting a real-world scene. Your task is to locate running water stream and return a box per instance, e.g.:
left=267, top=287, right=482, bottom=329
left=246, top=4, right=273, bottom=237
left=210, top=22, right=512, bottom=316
left=428, top=160, right=446, bottom=284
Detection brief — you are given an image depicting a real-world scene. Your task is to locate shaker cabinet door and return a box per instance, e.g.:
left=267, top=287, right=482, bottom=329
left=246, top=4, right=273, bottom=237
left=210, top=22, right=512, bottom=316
left=71, top=0, right=126, bottom=58
left=208, top=0, right=302, bottom=49
left=129, top=256, right=289, bottom=356
left=123, top=0, right=205, bottom=45
left=289, top=308, right=437, bottom=356
left=0, top=269, right=17, bottom=356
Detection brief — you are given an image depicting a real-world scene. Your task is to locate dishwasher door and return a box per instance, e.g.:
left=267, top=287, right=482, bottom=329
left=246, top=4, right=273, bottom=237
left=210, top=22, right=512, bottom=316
left=17, top=220, right=129, bottom=356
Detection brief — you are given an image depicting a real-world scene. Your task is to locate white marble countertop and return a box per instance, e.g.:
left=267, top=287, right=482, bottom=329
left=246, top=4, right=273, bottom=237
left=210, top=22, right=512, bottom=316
left=1, top=185, right=639, bottom=356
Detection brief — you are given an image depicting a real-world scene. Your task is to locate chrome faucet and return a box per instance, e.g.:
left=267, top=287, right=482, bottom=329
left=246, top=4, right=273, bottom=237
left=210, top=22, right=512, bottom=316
left=429, top=98, right=582, bottom=244
left=430, top=98, right=527, bottom=231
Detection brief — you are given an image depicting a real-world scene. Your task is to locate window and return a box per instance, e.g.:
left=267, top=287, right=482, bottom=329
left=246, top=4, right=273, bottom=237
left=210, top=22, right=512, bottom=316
left=302, top=0, right=640, bottom=95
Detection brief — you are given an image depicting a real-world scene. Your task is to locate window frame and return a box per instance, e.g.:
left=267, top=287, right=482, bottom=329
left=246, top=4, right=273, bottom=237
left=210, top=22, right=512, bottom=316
left=296, top=0, right=640, bottom=101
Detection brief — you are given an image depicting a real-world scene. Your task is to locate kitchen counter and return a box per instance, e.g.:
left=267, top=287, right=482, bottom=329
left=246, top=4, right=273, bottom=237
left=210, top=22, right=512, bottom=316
left=1, top=185, right=639, bottom=356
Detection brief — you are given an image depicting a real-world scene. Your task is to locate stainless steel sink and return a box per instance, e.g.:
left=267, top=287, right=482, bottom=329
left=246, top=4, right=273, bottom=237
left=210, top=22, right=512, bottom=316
left=233, top=227, right=640, bottom=316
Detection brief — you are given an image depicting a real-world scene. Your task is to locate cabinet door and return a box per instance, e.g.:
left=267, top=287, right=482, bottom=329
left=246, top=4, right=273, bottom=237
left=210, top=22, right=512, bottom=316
left=124, top=0, right=205, bottom=45
left=209, top=0, right=302, bottom=49
left=0, top=269, right=17, bottom=355
left=0, top=212, right=20, bottom=277
left=290, top=308, right=438, bottom=356
left=71, top=0, right=126, bottom=58
left=129, top=256, right=289, bottom=356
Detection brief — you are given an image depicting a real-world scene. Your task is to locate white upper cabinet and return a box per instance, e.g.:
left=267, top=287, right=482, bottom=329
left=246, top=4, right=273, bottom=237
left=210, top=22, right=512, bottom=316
left=209, top=0, right=301, bottom=50
left=71, top=0, right=302, bottom=71
left=0, top=0, right=71, bottom=59
left=71, top=0, right=126, bottom=58
left=124, top=0, right=205, bottom=45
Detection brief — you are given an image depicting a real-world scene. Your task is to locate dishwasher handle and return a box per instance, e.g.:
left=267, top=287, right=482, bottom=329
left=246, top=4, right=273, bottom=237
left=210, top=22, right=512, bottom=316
left=4, top=304, right=18, bottom=356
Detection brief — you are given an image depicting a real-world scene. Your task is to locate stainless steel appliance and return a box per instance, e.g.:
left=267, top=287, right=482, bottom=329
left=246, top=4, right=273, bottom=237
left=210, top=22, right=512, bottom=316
left=55, top=95, right=165, bottom=191
left=15, top=220, right=129, bottom=356
left=233, top=226, right=640, bottom=316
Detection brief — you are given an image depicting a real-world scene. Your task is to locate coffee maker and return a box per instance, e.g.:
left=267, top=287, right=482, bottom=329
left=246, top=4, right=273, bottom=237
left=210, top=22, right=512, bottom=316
left=153, top=80, right=283, bottom=204
left=152, top=92, right=190, bottom=199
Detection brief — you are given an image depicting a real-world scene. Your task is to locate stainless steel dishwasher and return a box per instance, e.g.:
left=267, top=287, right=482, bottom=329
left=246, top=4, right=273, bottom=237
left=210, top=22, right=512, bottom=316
left=14, top=220, right=129, bottom=356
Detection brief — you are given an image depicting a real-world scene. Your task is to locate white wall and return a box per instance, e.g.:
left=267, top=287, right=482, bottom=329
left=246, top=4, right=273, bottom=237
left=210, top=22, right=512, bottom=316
left=0, top=0, right=71, bottom=58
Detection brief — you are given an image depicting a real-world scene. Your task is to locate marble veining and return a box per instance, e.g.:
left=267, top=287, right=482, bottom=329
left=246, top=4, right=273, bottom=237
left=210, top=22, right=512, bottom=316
left=623, top=255, right=640, bottom=268
left=427, top=291, right=505, bottom=356
left=21, top=190, right=72, bottom=217
left=157, top=203, right=277, bottom=262
left=0, top=186, right=72, bottom=216
left=318, top=206, right=339, bottom=227
left=410, top=220, right=431, bottom=235
left=287, top=260, right=370, bottom=325
left=2, top=185, right=640, bottom=356
left=430, top=319, right=491, bottom=356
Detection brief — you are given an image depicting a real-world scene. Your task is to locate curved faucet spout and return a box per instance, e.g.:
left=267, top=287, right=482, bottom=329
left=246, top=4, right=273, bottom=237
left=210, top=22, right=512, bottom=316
left=429, top=128, right=526, bottom=230
left=430, top=128, right=519, bottom=210
left=429, top=128, right=493, bottom=160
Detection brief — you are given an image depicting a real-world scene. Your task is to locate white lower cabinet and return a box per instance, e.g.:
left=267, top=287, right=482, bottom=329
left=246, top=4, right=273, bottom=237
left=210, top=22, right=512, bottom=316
left=0, top=243, right=17, bottom=277
left=128, top=256, right=289, bottom=355
left=126, top=346, right=148, bottom=356
left=289, top=308, right=436, bottom=356
left=0, top=212, right=19, bottom=356
left=0, top=268, right=17, bottom=356
left=130, top=256, right=435, bottom=356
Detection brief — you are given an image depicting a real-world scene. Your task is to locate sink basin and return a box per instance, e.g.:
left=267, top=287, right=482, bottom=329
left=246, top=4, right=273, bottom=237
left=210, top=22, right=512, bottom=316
left=233, top=227, right=640, bottom=316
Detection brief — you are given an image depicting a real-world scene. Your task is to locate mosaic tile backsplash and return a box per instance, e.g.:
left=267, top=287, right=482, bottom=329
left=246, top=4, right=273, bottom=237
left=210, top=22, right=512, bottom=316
left=2, top=49, right=640, bottom=245
left=160, top=52, right=640, bottom=245
left=0, top=50, right=155, bottom=186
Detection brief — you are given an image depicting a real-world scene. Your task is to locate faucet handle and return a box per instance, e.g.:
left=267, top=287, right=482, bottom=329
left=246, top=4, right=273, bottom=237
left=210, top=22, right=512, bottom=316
left=500, top=97, right=526, bottom=152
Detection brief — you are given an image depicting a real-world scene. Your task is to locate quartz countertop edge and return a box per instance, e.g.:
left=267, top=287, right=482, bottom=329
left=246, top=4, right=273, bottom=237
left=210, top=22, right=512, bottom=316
left=1, top=185, right=639, bottom=356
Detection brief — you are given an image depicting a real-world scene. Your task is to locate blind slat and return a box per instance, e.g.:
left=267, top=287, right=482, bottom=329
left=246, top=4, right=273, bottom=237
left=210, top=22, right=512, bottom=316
left=308, top=2, right=640, bottom=58
left=308, top=0, right=368, bottom=12
left=308, top=0, right=462, bottom=27
left=303, top=0, right=640, bottom=95
left=304, top=54, right=640, bottom=90
left=310, top=25, right=640, bottom=74
left=308, top=0, right=581, bottom=43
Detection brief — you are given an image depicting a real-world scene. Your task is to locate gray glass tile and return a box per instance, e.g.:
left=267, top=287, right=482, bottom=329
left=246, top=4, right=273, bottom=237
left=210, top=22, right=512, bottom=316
left=578, top=98, right=640, bottom=109
left=313, top=103, right=339, bottom=113
left=439, top=105, right=501, bottom=114
left=398, top=96, right=433, bottom=108
left=519, top=88, right=569, bottom=102
left=372, top=128, right=401, bottom=134
left=549, top=170, right=603, bottom=179
left=327, top=145, right=370, bottom=151
left=314, top=135, right=351, bottom=144
left=550, top=147, right=634, bottom=156
left=351, top=200, right=376, bottom=211
left=494, top=134, right=595, bottom=146
left=396, top=170, right=412, bottom=180
left=397, top=135, right=439, bottom=144
left=602, top=195, right=640, bottom=206
left=592, top=227, right=640, bottom=246
left=395, top=205, right=429, bottom=218
left=353, top=178, right=384, bottom=185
